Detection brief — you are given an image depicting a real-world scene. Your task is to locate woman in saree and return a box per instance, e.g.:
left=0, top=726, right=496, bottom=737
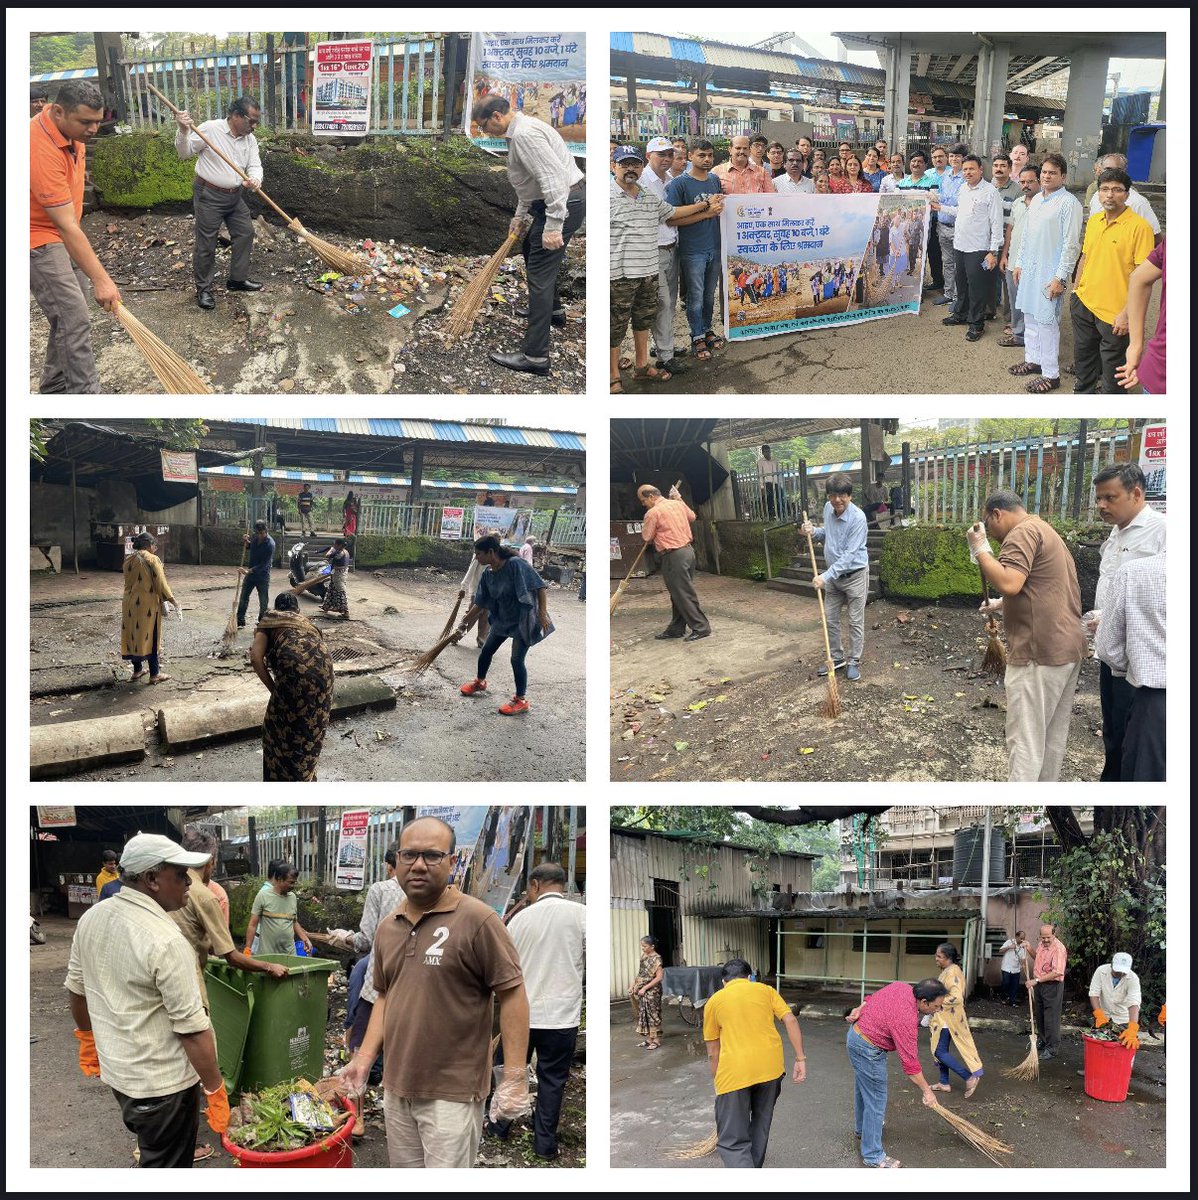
left=120, top=531, right=176, bottom=683
left=249, top=592, right=335, bottom=781
left=929, top=942, right=983, bottom=1096
left=320, top=537, right=352, bottom=618
left=342, top=490, right=359, bottom=539
left=630, top=935, right=665, bottom=1050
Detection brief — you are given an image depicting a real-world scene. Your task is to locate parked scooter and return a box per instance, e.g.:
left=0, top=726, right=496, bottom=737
left=288, top=542, right=328, bottom=601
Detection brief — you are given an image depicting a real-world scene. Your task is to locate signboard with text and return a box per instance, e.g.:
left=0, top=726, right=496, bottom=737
left=313, top=39, right=373, bottom=136
left=334, top=809, right=370, bottom=890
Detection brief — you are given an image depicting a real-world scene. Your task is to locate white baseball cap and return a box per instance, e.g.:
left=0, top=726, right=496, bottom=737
left=119, top=833, right=211, bottom=874
left=646, top=136, right=673, bottom=155
left=1111, top=952, right=1133, bottom=973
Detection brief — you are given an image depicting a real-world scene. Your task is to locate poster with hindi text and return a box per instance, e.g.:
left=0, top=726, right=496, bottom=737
left=334, top=809, right=370, bottom=890
left=313, top=39, right=373, bottom=136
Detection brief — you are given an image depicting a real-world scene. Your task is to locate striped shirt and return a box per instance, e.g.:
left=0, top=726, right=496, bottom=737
left=65, top=887, right=211, bottom=1099
left=1094, top=552, right=1166, bottom=689
left=853, top=982, right=922, bottom=1075
left=505, top=111, right=584, bottom=233
left=610, top=178, right=674, bottom=281
left=176, top=118, right=263, bottom=189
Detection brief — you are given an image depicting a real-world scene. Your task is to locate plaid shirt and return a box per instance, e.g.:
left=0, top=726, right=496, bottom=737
left=853, top=981, right=922, bottom=1075
left=1094, top=552, right=1166, bottom=689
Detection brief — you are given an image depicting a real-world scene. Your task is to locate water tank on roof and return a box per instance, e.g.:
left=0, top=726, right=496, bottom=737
left=952, top=825, right=1006, bottom=887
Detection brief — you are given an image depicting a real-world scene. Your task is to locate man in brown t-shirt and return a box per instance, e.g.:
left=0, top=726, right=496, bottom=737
left=340, top=816, right=529, bottom=1168
left=968, top=492, right=1085, bottom=781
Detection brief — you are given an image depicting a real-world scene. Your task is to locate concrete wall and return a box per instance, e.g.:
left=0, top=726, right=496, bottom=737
left=693, top=519, right=803, bottom=581
left=354, top=534, right=475, bottom=572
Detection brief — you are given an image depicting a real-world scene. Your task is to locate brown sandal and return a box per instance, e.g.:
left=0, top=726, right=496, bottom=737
left=997, top=334, right=1024, bottom=348
left=692, top=337, right=711, bottom=361
left=632, top=364, right=673, bottom=384
left=1026, top=376, right=1060, bottom=393
left=610, top=378, right=625, bottom=393
left=1008, top=361, right=1041, bottom=376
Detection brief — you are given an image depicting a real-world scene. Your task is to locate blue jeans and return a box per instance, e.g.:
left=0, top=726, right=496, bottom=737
left=129, top=653, right=160, bottom=677
left=847, top=1027, right=888, bottom=1166
left=934, top=1028, right=972, bottom=1084
left=680, top=250, right=719, bottom=341
left=237, top=572, right=270, bottom=626
left=478, top=630, right=531, bottom=696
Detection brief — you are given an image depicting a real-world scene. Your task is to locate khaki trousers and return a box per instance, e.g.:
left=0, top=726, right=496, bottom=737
left=382, top=1091, right=483, bottom=1168
left=30, top=242, right=101, bottom=393
left=1004, top=660, right=1082, bottom=781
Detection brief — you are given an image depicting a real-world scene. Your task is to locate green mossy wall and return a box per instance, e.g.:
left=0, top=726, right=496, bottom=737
left=354, top=534, right=473, bottom=571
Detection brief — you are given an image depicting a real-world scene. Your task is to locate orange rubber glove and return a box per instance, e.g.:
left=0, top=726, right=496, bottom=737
left=204, top=1083, right=231, bottom=1133
left=74, top=1028, right=101, bottom=1077
left=1158, top=1004, right=1166, bottom=1025
left=1117, top=1021, right=1140, bottom=1051
left=1093, top=1007, right=1109, bottom=1028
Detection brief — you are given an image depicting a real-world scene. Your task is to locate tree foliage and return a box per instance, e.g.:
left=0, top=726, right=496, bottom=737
left=30, top=33, right=96, bottom=74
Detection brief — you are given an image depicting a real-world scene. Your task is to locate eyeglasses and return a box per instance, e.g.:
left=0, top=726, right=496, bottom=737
left=398, top=849, right=450, bottom=865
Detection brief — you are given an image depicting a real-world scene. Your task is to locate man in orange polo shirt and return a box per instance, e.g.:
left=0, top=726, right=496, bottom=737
left=30, top=80, right=121, bottom=393
left=638, top=483, right=711, bottom=641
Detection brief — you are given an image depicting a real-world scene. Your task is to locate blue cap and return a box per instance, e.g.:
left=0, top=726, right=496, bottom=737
left=612, top=144, right=644, bottom=163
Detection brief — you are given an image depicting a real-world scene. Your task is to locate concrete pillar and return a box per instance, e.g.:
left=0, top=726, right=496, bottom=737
left=1060, top=47, right=1109, bottom=185
left=1149, top=64, right=1166, bottom=182
left=972, top=40, right=1012, bottom=159
left=626, top=75, right=638, bottom=135
left=704, top=440, right=738, bottom=522
left=882, top=36, right=912, bottom=154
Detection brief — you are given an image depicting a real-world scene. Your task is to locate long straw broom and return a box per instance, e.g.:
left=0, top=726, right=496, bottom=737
left=114, top=304, right=211, bottom=394
left=929, top=1101, right=1014, bottom=1166
left=973, top=523, right=1007, bottom=676
left=668, top=1131, right=718, bottom=1160
left=439, top=589, right=467, bottom=639
left=410, top=626, right=465, bottom=675
left=215, top=540, right=249, bottom=656
left=443, top=232, right=519, bottom=340
left=1004, top=956, right=1040, bottom=1081
left=145, top=83, right=365, bottom=277
left=801, top=510, right=841, bottom=719
left=611, top=480, right=681, bottom=616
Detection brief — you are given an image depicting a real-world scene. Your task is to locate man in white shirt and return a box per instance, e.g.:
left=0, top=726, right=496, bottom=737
left=998, top=932, right=1031, bottom=1006
left=65, top=833, right=230, bottom=1167
left=476, top=95, right=585, bottom=377
left=774, top=149, right=815, bottom=194
left=1089, top=462, right=1166, bottom=780
left=757, top=443, right=783, bottom=519
left=1088, top=952, right=1143, bottom=1049
left=492, top=863, right=585, bottom=1159
left=932, top=154, right=1004, bottom=342
left=641, top=136, right=683, bottom=373
left=174, top=96, right=264, bottom=311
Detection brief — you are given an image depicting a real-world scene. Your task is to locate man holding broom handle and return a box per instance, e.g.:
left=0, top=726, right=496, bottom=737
left=638, top=483, right=711, bottom=643
left=800, top=473, right=869, bottom=682
left=30, top=79, right=122, bottom=393
left=476, top=95, right=585, bottom=377
left=235, top=520, right=275, bottom=630
left=174, top=96, right=265, bottom=311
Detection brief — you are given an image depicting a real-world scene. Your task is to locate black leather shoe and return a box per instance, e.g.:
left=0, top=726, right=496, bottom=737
left=684, top=630, right=711, bottom=642
left=515, top=305, right=566, bottom=327
left=965, top=328, right=983, bottom=342
left=197, top=289, right=216, bottom=310
left=655, top=630, right=684, bottom=640
left=227, top=279, right=264, bottom=291
left=489, top=351, right=550, bottom=376
left=941, top=316, right=967, bottom=326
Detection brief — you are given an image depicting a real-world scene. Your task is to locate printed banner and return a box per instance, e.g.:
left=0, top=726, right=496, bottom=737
left=334, top=809, right=370, bottom=890
left=416, top=805, right=489, bottom=890
left=610, top=536, right=622, bottom=560
left=473, top=504, right=519, bottom=540
left=1139, top=423, right=1166, bottom=504
left=313, top=39, right=373, bottom=136
left=440, top=506, right=465, bottom=540
left=722, top=193, right=931, bottom=341
left=160, top=450, right=197, bottom=484
left=36, top=806, right=76, bottom=828
left=465, top=32, right=586, bottom=157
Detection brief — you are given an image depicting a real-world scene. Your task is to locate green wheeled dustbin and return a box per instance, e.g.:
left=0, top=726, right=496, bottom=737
left=203, top=958, right=257, bottom=1095
left=237, top=954, right=338, bottom=1092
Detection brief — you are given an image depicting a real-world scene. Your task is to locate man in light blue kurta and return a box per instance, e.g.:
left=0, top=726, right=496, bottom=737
left=1010, top=153, right=1082, bottom=391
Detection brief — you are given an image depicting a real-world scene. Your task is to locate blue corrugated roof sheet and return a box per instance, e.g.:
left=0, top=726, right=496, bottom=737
left=611, top=32, right=635, bottom=53
left=219, top=417, right=584, bottom=449
left=669, top=37, right=706, bottom=65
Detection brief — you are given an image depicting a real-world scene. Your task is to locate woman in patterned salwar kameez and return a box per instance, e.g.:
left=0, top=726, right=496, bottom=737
left=249, top=593, right=335, bottom=781
left=120, top=532, right=176, bottom=683
left=928, top=942, right=984, bottom=1097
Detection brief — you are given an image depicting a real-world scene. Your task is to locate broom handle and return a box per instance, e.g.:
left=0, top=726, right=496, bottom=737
left=1023, top=952, right=1036, bottom=1024
left=609, top=543, right=648, bottom=615
left=229, top=540, right=248, bottom=614
left=145, top=83, right=298, bottom=227
left=801, top=511, right=836, bottom=666
left=973, top=522, right=1001, bottom=637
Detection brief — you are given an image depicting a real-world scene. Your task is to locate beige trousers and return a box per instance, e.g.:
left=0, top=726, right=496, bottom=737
left=382, top=1091, right=483, bottom=1168
left=1004, top=660, right=1082, bottom=781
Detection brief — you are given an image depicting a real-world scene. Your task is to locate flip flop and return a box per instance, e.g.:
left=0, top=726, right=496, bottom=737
left=148, top=674, right=172, bottom=684
left=964, top=1075, right=981, bottom=1098
left=873, top=1156, right=901, bottom=1169
left=193, top=1144, right=216, bottom=1163
left=130, top=671, right=146, bottom=681
left=632, top=364, right=673, bottom=384
left=644, top=1042, right=661, bottom=1051
left=997, top=334, right=1024, bottom=348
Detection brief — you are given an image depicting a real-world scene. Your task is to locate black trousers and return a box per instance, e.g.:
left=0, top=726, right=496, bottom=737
left=237, top=572, right=270, bottom=626
left=1070, top=293, right=1129, bottom=394
left=113, top=1083, right=200, bottom=1168
left=1122, top=685, right=1166, bottom=781
left=494, top=1026, right=578, bottom=1156
left=192, top=180, right=253, bottom=289
left=522, top=188, right=585, bottom=358
left=763, top=482, right=780, bottom=520
left=927, top=213, right=944, bottom=287
left=954, top=249, right=991, bottom=331
left=714, top=1074, right=783, bottom=1168
left=1099, top=661, right=1137, bottom=781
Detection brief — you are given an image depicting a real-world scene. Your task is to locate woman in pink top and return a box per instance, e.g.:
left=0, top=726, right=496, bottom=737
left=827, top=158, right=852, bottom=194
left=1117, top=239, right=1165, bottom=393
left=843, top=153, right=875, bottom=194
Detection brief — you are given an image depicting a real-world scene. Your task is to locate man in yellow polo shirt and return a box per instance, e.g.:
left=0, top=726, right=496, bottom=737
left=702, top=958, right=807, bottom=1168
left=1069, top=167, right=1154, bottom=395
left=30, top=79, right=122, bottom=393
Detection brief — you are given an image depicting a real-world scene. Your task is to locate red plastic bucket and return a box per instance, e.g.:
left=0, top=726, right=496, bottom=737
left=1082, top=1033, right=1135, bottom=1102
left=222, top=1098, right=356, bottom=1168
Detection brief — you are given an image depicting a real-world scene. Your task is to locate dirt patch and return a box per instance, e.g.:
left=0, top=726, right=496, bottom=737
left=30, top=212, right=584, bottom=394
left=610, top=576, right=1104, bottom=782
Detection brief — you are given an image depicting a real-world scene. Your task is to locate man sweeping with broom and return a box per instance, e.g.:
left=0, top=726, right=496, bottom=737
left=235, top=520, right=275, bottom=630
left=173, top=96, right=265, bottom=312
left=475, top=95, right=585, bottom=377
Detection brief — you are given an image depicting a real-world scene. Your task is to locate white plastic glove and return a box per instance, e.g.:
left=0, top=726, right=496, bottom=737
left=979, top=598, right=1003, bottom=613
left=489, top=1073, right=531, bottom=1123
left=965, top=523, right=991, bottom=558
left=920, top=1013, right=931, bottom=1028
left=1082, top=609, right=1101, bottom=635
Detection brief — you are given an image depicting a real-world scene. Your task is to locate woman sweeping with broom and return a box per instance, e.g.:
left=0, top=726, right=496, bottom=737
left=121, top=532, right=179, bottom=684
left=455, top=534, right=552, bottom=716
left=928, top=943, right=984, bottom=1098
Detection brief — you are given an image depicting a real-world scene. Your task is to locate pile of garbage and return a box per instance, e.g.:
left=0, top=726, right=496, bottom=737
left=305, top=238, right=451, bottom=318
left=226, top=1077, right=351, bottom=1152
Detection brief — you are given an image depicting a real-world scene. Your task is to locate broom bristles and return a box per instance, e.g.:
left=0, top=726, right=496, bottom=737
left=411, top=631, right=460, bottom=675
left=439, top=594, right=466, bottom=640
left=820, top=665, right=841, bottom=719
left=115, top=305, right=211, bottom=394
left=1004, top=1035, right=1040, bottom=1080
left=302, top=231, right=366, bottom=277
left=668, top=1130, right=718, bottom=1160
left=930, top=1102, right=1014, bottom=1166
left=981, top=619, right=1007, bottom=676
left=444, top=233, right=519, bottom=340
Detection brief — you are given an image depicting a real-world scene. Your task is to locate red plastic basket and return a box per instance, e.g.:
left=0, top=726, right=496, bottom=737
left=222, top=1097, right=356, bottom=1168
left=1082, top=1033, right=1135, bottom=1102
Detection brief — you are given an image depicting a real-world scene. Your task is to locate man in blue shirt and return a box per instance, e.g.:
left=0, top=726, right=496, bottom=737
left=935, top=144, right=969, bottom=309
left=236, top=519, right=275, bottom=628
left=800, top=474, right=870, bottom=682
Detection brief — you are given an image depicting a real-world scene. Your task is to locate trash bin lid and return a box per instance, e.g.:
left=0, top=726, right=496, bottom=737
left=204, top=961, right=255, bottom=1094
